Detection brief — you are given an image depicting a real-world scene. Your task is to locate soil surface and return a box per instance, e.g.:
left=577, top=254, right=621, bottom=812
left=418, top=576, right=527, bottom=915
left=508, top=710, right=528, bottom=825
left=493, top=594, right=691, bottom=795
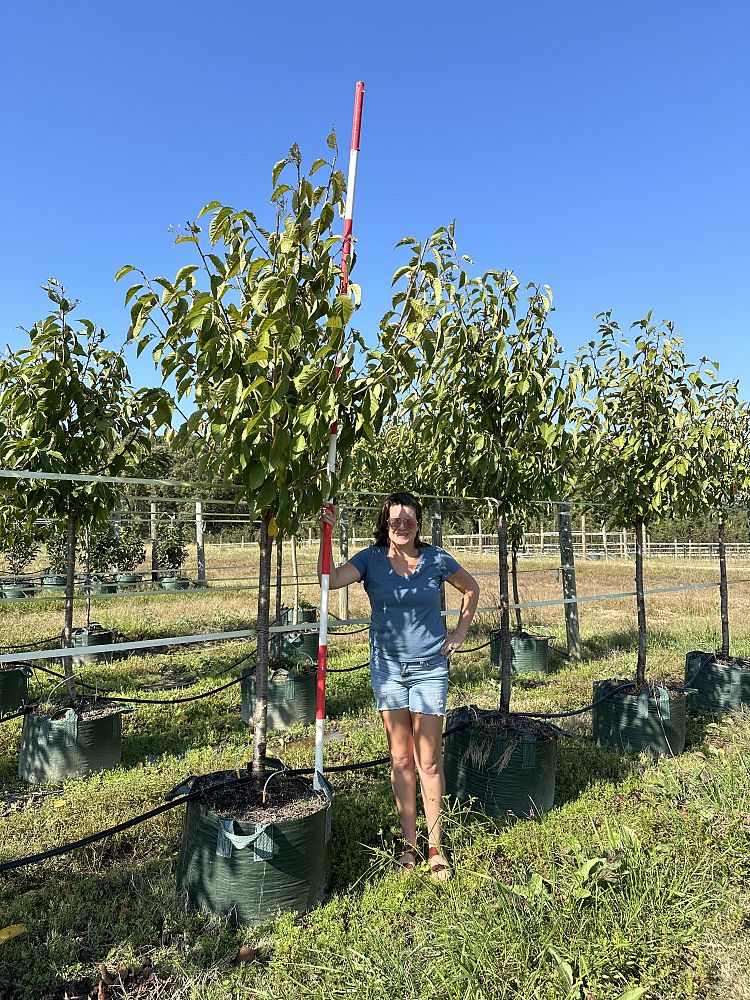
left=0, top=662, right=28, bottom=673
left=31, top=698, right=123, bottom=721
left=454, top=707, right=558, bottom=741
left=599, top=678, right=684, bottom=698
left=197, top=770, right=326, bottom=824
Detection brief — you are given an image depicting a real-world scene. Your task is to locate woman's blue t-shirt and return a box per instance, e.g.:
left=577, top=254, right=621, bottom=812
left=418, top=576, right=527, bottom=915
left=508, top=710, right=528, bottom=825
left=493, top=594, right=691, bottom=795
left=347, top=544, right=461, bottom=662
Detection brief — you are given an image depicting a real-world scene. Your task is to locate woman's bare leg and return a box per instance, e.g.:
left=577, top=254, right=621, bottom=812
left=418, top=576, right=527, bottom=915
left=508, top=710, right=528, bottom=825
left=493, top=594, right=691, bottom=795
left=412, top=712, right=445, bottom=850
left=380, top=708, right=417, bottom=850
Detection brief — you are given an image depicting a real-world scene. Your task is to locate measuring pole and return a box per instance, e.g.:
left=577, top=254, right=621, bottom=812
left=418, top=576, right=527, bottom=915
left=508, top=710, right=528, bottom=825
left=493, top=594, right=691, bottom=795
left=315, top=80, right=364, bottom=791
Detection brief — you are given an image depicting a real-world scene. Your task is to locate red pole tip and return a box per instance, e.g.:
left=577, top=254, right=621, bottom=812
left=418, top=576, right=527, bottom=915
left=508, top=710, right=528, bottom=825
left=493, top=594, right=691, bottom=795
left=351, top=81, right=365, bottom=150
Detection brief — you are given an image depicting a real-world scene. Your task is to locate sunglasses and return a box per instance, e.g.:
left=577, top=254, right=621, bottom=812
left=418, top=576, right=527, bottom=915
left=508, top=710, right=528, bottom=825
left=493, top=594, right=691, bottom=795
left=387, top=517, right=417, bottom=530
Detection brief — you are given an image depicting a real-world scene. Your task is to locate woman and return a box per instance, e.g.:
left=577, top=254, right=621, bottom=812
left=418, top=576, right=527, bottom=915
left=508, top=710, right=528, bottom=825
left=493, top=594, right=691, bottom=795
left=319, top=490, right=480, bottom=882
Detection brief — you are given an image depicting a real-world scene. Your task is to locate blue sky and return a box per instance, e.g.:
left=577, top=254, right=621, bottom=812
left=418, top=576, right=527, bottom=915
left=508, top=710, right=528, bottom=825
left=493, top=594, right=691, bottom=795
left=2, top=1, right=748, bottom=393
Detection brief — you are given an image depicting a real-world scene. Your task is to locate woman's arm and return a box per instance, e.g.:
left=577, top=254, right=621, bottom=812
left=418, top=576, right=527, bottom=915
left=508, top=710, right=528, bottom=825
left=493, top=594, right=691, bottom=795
left=441, top=567, right=480, bottom=654
left=318, top=506, right=362, bottom=590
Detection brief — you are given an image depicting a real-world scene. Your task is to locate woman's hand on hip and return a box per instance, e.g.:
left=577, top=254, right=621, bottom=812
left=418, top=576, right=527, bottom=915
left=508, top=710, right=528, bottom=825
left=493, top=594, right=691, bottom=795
left=441, top=629, right=467, bottom=657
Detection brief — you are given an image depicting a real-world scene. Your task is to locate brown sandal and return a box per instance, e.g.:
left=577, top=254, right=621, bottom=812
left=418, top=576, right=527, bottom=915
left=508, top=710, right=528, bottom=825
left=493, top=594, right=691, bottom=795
left=428, top=847, right=452, bottom=883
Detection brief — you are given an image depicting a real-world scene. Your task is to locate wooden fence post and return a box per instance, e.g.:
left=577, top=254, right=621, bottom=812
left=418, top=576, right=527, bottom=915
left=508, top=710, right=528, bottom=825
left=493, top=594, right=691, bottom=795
left=557, top=502, right=581, bottom=660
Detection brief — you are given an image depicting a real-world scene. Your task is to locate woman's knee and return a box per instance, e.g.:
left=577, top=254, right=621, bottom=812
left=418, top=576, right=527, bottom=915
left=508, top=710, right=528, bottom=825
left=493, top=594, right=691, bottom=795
left=415, top=752, right=443, bottom=779
left=391, top=752, right=416, bottom=775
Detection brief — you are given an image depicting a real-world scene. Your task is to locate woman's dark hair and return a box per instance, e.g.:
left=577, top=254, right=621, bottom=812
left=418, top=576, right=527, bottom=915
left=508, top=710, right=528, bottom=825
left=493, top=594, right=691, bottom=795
left=373, top=491, right=426, bottom=548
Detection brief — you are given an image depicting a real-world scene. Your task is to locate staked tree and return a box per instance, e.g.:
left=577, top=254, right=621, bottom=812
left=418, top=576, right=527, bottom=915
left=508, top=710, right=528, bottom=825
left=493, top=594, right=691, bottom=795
left=0, top=280, right=171, bottom=696
left=575, top=313, right=719, bottom=685
left=383, top=227, right=580, bottom=713
left=120, top=137, right=398, bottom=781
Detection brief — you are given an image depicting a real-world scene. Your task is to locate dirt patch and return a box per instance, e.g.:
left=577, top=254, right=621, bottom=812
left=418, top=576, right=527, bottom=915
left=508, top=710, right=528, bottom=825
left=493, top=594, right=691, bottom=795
left=197, top=770, right=326, bottom=824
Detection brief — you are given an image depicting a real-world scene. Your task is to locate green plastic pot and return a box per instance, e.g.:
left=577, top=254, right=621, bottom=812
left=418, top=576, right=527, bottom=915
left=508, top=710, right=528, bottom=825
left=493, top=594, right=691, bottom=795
left=684, top=651, right=750, bottom=713
left=490, top=632, right=550, bottom=674
left=443, top=706, right=557, bottom=817
left=115, top=572, right=142, bottom=589
left=71, top=625, right=114, bottom=666
left=176, top=771, right=332, bottom=925
left=2, top=584, right=36, bottom=600
left=18, top=706, right=124, bottom=783
left=40, top=574, right=67, bottom=596
left=160, top=577, right=190, bottom=590
left=0, top=665, right=32, bottom=715
left=241, top=668, right=317, bottom=730
left=280, top=607, right=318, bottom=625
left=591, top=681, right=687, bottom=757
left=86, top=579, right=118, bottom=595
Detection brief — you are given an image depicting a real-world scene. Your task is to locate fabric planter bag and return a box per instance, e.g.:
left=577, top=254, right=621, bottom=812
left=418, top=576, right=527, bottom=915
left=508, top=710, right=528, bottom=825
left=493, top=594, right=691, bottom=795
left=490, top=632, right=550, bottom=674
left=0, top=665, right=32, bottom=716
left=443, top=706, right=557, bottom=817
left=684, top=651, right=750, bottom=713
left=591, top=681, right=687, bottom=757
left=18, top=707, right=124, bottom=783
left=71, top=625, right=114, bottom=666
left=176, top=771, right=332, bottom=926
left=241, top=668, right=317, bottom=730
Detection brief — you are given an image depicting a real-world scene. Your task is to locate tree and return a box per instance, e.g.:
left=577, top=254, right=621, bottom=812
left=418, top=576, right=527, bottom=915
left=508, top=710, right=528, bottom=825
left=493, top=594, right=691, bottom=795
left=156, top=517, right=188, bottom=575
left=690, top=384, right=750, bottom=658
left=384, top=227, right=580, bottom=713
left=1, top=519, right=40, bottom=581
left=120, top=137, right=396, bottom=782
left=0, top=281, right=171, bottom=696
left=575, top=313, right=717, bottom=685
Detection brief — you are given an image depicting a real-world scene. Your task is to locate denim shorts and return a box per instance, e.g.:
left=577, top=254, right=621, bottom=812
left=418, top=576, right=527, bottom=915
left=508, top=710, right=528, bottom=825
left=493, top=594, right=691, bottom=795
left=369, top=652, right=449, bottom=716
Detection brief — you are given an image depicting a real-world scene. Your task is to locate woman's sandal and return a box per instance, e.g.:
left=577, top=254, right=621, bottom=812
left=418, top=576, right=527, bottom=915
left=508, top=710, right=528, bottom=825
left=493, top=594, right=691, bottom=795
left=428, top=847, right=452, bottom=883
left=396, top=846, right=419, bottom=872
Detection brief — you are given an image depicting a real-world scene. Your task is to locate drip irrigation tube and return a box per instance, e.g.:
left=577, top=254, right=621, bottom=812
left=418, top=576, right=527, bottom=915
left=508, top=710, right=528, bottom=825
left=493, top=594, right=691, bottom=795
left=0, top=635, right=60, bottom=652
left=514, top=681, right=636, bottom=720
left=327, top=660, right=370, bottom=674
left=0, top=720, right=472, bottom=873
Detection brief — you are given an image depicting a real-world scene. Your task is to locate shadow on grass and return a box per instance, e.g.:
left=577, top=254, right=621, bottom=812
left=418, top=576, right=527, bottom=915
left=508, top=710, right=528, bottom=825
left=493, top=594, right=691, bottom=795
left=554, top=734, right=642, bottom=807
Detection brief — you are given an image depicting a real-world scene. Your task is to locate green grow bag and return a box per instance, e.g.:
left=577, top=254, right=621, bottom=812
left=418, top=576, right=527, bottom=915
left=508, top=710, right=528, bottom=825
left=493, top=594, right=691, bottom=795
left=176, top=771, right=332, bottom=925
left=241, top=668, right=317, bottom=730
left=40, top=574, right=66, bottom=596
left=2, top=584, right=36, bottom=600
left=18, top=706, right=124, bottom=783
left=86, top=578, right=118, bottom=595
left=279, top=608, right=318, bottom=661
left=684, top=651, right=750, bottom=713
left=115, top=572, right=142, bottom=589
left=490, top=632, right=550, bottom=674
left=0, top=665, right=31, bottom=715
left=443, top=706, right=557, bottom=817
left=71, top=625, right=114, bottom=666
left=160, top=577, right=190, bottom=590
left=591, top=681, right=687, bottom=757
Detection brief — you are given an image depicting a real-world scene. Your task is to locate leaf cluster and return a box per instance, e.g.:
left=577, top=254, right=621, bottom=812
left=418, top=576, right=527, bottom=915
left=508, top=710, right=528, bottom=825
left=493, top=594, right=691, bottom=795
left=118, top=138, right=394, bottom=533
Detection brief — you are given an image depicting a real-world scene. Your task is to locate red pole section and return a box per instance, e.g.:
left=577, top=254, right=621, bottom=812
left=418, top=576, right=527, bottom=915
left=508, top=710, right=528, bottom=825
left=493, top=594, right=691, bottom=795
left=315, top=80, right=364, bottom=790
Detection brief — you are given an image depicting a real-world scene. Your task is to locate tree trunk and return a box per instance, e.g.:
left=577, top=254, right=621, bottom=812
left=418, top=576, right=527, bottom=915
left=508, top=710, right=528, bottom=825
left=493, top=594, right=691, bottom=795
left=498, top=512, right=512, bottom=713
left=718, top=515, right=729, bottom=658
left=634, top=518, right=647, bottom=686
left=274, top=535, right=283, bottom=662
left=511, top=540, right=522, bottom=632
left=63, top=511, right=77, bottom=699
left=252, top=510, right=274, bottom=784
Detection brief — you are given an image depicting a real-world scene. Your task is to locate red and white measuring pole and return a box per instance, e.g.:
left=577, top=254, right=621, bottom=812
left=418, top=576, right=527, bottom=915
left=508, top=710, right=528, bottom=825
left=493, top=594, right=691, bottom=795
left=315, top=80, right=364, bottom=790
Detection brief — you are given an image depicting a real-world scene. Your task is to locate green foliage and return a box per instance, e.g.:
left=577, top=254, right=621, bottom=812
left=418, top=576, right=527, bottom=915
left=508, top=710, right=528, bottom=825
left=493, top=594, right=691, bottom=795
left=156, top=518, right=188, bottom=573
left=115, top=523, right=147, bottom=572
left=78, top=525, right=121, bottom=577
left=43, top=524, right=69, bottom=573
left=382, top=227, right=580, bottom=519
left=574, top=314, right=719, bottom=528
left=118, top=139, right=391, bottom=535
left=1, top=522, right=40, bottom=578
left=0, top=280, right=172, bottom=531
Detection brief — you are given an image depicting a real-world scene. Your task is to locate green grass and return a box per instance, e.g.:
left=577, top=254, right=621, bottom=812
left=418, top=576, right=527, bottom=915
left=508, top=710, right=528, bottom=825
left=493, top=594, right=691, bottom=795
left=1, top=570, right=750, bottom=998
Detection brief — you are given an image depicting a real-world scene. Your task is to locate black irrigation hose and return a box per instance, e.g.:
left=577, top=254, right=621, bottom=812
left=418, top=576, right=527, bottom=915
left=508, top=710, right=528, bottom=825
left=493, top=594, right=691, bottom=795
left=329, top=625, right=371, bottom=635
left=452, top=638, right=493, bottom=654
left=513, top=681, right=636, bottom=720
left=79, top=669, right=254, bottom=706
left=0, top=720, right=473, bottom=872
left=0, top=635, right=60, bottom=652
left=0, top=707, right=32, bottom=725
left=327, top=660, right=370, bottom=674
